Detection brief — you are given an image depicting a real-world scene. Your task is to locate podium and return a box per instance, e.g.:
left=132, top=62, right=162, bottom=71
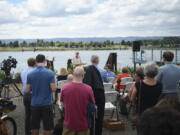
left=73, top=63, right=87, bottom=67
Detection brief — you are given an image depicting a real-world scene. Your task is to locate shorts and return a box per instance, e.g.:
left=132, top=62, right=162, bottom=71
left=63, top=125, right=89, bottom=135
left=31, top=105, right=54, bottom=130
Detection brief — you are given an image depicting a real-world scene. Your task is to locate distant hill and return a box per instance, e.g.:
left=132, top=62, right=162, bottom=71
left=0, top=36, right=165, bottom=43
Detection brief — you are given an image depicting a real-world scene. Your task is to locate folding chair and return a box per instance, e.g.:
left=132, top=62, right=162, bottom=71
left=120, top=77, right=133, bottom=95
left=123, top=82, right=134, bottom=97
left=109, top=77, right=115, bottom=84
left=120, top=77, right=133, bottom=86
left=104, top=83, right=114, bottom=91
left=105, top=91, right=119, bottom=120
left=118, top=78, right=133, bottom=117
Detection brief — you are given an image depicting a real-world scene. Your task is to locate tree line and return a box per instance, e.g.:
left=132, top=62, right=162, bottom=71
left=0, top=40, right=116, bottom=48
left=0, top=37, right=180, bottom=48
left=121, top=37, right=180, bottom=48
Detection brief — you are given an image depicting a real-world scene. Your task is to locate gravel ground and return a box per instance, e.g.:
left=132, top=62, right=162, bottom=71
left=7, top=97, right=136, bottom=135
left=5, top=84, right=136, bottom=135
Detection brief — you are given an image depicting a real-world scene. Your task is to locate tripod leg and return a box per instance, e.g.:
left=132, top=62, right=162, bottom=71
left=1, top=86, right=9, bottom=99
left=13, top=82, right=23, bottom=96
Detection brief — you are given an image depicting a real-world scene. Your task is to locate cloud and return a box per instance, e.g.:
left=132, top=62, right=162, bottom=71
left=0, top=0, right=180, bottom=38
left=27, top=0, right=97, bottom=17
left=0, top=1, right=26, bottom=24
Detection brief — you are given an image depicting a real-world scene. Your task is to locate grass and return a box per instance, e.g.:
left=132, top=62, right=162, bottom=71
left=0, top=70, right=22, bottom=84
left=0, top=46, right=130, bottom=51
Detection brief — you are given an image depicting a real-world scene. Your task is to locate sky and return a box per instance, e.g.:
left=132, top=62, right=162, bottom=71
left=0, top=0, right=180, bottom=39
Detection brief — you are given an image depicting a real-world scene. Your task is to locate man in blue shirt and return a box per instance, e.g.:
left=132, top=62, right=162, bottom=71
left=95, top=65, right=109, bottom=82
left=92, top=56, right=109, bottom=83
left=156, top=51, right=180, bottom=98
left=27, top=54, right=56, bottom=135
left=21, top=58, right=36, bottom=135
left=104, top=65, right=115, bottom=78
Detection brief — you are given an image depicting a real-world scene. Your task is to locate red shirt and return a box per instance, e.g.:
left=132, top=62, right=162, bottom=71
left=60, top=82, right=95, bottom=131
left=116, top=73, right=131, bottom=89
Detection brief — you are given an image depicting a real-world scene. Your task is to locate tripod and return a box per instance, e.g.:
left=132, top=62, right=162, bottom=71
left=0, top=76, right=23, bottom=99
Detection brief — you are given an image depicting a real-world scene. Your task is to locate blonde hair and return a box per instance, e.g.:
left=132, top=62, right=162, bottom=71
left=60, top=67, right=68, bottom=75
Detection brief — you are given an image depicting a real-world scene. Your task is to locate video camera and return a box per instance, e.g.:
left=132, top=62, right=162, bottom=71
left=0, top=56, right=17, bottom=76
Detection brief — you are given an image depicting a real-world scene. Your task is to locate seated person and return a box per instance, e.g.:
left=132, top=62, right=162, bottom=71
left=115, top=67, right=131, bottom=90
left=128, top=66, right=144, bottom=101
left=131, top=62, right=162, bottom=114
left=104, top=65, right=115, bottom=79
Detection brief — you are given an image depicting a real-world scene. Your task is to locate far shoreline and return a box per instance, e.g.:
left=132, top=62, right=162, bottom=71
left=0, top=47, right=178, bottom=52
left=0, top=46, right=130, bottom=52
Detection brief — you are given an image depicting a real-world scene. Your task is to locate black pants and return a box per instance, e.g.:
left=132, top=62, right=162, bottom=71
left=91, top=90, right=105, bottom=135
left=31, top=105, right=54, bottom=130
left=23, top=93, right=32, bottom=135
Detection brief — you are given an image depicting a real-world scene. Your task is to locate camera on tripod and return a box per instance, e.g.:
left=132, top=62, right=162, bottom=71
left=0, top=56, right=17, bottom=76
left=0, top=56, right=22, bottom=99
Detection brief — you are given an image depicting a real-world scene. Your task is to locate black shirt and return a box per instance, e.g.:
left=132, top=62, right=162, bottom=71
left=135, top=81, right=162, bottom=114
left=57, top=75, right=67, bottom=81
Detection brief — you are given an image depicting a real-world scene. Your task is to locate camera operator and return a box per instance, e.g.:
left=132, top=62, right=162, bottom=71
left=21, top=58, right=36, bottom=135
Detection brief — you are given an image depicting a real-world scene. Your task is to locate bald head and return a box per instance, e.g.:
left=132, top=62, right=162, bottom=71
left=73, top=67, right=84, bottom=80
left=67, top=74, right=73, bottom=82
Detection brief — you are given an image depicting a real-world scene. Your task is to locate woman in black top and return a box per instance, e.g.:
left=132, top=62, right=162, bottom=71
left=54, top=67, right=68, bottom=103
left=131, top=62, right=162, bottom=114
left=57, top=67, right=68, bottom=81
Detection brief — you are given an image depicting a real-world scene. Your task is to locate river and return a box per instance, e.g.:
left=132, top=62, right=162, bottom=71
left=0, top=49, right=174, bottom=73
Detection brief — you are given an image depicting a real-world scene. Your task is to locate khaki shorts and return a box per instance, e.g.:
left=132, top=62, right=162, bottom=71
left=63, top=125, right=89, bottom=135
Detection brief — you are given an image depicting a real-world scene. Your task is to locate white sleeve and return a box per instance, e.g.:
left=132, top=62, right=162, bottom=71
left=79, top=57, right=82, bottom=63
left=72, top=57, right=75, bottom=64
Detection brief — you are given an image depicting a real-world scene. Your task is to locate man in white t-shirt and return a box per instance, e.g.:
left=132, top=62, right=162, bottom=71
left=72, top=52, right=82, bottom=66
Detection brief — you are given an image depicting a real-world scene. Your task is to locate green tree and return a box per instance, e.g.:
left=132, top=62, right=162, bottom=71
left=20, top=40, right=27, bottom=47
left=13, top=40, right=19, bottom=48
left=50, top=41, right=54, bottom=47
left=37, top=39, right=44, bottom=47
left=121, top=40, right=125, bottom=45
left=127, top=41, right=131, bottom=46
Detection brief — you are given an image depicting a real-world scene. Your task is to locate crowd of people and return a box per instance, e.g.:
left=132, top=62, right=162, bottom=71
left=20, top=51, right=180, bottom=135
